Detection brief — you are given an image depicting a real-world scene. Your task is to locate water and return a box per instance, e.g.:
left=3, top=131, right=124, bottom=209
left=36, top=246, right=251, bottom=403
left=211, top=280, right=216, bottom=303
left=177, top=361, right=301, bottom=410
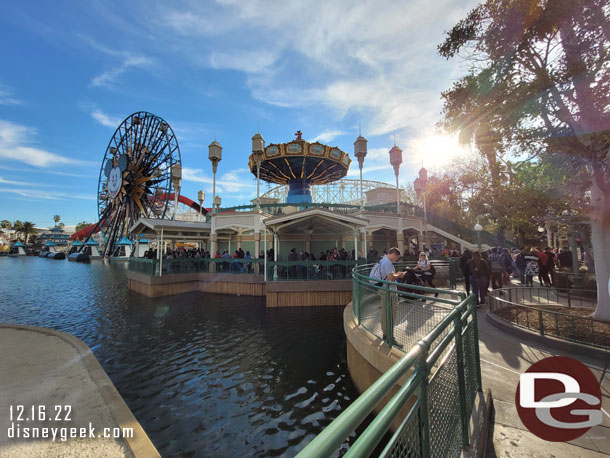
left=0, top=257, right=360, bottom=457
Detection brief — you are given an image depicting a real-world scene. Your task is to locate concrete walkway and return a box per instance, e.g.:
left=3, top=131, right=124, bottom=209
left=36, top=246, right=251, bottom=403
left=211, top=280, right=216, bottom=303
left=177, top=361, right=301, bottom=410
left=477, top=304, right=610, bottom=457
left=0, top=325, right=159, bottom=458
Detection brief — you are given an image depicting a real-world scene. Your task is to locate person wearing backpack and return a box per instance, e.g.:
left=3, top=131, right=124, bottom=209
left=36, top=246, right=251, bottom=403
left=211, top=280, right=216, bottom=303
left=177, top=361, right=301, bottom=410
left=369, top=247, right=406, bottom=345
left=467, top=250, right=490, bottom=306
left=487, top=247, right=504, bottom=290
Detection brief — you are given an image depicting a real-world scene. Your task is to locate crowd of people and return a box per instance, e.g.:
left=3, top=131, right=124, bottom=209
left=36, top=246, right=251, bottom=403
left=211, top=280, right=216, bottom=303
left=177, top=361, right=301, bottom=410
left=459, top=246, right=574, bottom=305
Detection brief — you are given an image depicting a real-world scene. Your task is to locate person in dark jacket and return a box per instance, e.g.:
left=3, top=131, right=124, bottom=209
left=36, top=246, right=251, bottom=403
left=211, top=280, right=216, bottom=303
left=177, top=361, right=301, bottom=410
left=467, top=250, right=490, bottom=306
left=515, top=247, right=527, bottom=285
left=459, top=249, right=472, bottom=295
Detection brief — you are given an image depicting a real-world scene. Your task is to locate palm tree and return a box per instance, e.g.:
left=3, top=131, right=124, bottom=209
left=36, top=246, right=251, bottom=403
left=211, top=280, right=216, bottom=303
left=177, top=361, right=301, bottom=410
left=12, top=220, right=24, bottom=241
left=53, top=215, right=61, bottom=226
left=1, top=220, right=10, bottom=230
left=22, top=221, right=36, bottom=244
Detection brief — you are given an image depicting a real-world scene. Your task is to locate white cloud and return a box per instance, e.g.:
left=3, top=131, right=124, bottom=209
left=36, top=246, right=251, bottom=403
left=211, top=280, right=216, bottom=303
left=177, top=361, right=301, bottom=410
left=0, top=87, right=20, bottom=105
left=0, top=120, right=92, bottom=168
left=182, top=167, right=255, bottom=195
left=0, top=188, right=96, bottom=200
left=157, top=0, right=477, bottom=138
left=91, top=109, right=122, bottom=128
left=311, top=130, right=346, bottom=144
left=0, top=176, right=31, bottom=185
left=91, top=55, right=154, bottom=88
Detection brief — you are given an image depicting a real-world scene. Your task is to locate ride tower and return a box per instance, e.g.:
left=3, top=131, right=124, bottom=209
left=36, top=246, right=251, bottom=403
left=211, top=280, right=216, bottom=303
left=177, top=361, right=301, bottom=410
left=247, top=131, right=351, bottom=205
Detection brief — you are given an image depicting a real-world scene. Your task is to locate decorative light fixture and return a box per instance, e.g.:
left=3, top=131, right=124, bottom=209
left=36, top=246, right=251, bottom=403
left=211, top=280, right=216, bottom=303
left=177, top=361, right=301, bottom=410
left=388, top=141, right=403, bottom=214
left=171, top=164, right=182, bottom=220
left=252, top=133, right=265, bottom=212
left=354, top=132, right=367, bottom=211
left=208, top=141, right=222, bottom=214
left=197, top=190, right=205, bottom=221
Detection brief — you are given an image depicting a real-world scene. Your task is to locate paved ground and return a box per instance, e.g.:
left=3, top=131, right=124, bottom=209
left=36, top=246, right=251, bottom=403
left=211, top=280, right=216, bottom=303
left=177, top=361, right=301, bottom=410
left=476, top=302, right=610, bottom=457
left=0, top=325, right=159, bottom=458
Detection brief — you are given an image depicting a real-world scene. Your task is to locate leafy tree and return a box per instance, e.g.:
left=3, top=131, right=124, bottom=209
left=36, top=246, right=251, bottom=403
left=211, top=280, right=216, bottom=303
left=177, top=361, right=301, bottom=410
left=439, top=0, right=610, bottom=320
left=74, top=221, right=92, bottom=232
left=21, top=222, right=36, bottom=244
left=12, top=220, right=24, bottom=239
left=1, top=220, right=10, bottom=230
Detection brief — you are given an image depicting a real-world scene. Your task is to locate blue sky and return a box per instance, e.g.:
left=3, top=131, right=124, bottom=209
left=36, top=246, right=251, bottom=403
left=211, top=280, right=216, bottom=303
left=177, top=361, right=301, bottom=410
left=0, top=0, right=478, bottom=228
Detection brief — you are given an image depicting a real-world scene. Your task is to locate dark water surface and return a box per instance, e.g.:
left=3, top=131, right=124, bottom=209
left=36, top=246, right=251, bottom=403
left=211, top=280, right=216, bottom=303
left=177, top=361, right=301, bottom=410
left=0, top=257, right=360, bottom=457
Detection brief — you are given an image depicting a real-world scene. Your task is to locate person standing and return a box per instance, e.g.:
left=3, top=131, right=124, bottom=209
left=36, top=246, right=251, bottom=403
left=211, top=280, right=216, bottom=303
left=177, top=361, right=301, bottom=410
left=557, top=247, right=573, bottom=271
left=487, top=248, right=504, bottom=290
left=467, top=250, right=490, bottom=305
left=515, top=247, right=527, bottom=285
left=535, top=247, right=550, bottom=286
left=369, top=247, right=406, bottom=344
left=544, top=246, right=556, bottom=287
left=524, top=250, right=539, bottom=287
left=459, top=249, right=472, bottom=295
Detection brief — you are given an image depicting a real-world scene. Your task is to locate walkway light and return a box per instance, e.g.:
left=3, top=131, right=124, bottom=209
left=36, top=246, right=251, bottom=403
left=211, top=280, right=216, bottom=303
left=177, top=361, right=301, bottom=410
left=388, top=143, right=402, bottom=214
left=474, top=222, right=483, bottom=250
left=197, top=190, right=205, bottom=221
left=354, top=134, right=367, bottom=211
left=252, top=133, right=265, bottom=212
left=209, top=141, right=222, bottom=214
left=171, top=164, right=182, bottom=220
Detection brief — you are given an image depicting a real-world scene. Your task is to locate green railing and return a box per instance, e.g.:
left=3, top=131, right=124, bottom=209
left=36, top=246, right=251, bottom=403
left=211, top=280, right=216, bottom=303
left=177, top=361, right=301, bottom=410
left=488, top=287, right=609, bottom=350
left=266, top=259, right=364, bottom=281
left=298, top=264, right=481, bottom=457
left=128, top=257, right=265, bottom=276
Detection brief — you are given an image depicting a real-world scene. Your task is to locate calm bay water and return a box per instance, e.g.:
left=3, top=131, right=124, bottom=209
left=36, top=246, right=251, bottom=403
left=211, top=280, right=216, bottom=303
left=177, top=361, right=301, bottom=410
left=0, top=257, right=360, bottom=457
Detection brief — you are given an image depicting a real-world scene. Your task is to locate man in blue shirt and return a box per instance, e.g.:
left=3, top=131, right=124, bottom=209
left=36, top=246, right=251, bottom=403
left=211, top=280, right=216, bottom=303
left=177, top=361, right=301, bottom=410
left=369, top=247, right=405, bottom=345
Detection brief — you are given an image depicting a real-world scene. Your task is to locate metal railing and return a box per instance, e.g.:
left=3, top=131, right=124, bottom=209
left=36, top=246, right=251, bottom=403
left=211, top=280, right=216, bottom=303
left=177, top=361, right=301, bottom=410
left=488, top=287, right=609, bottom=350
left=128, top=257, right=265, bottom=276
left=297, top=265, right=482, bottom=457
left=266, top=259, right=364, bottom=281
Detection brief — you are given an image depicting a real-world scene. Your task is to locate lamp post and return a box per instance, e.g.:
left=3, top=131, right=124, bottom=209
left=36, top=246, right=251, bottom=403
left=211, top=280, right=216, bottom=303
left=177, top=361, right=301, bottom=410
left=251, top=133, right=265, bottom=212
left=388, top=143, right=403, bottom=214
left=354, top=134, right=367, bottom=211
left=208, top=141, right=222, bottom=214
left=414, top=167, right=428, bottom=246
left=197, top=190, right=205, bottom=222
left=474, top=222, right=483, bottom=250
left=171, top=164, right=182, bottom=220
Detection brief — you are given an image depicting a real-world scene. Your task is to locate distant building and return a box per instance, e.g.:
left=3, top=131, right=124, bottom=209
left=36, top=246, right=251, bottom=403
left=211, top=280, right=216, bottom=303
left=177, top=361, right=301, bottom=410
left=35, top=226, right=73, bottom=250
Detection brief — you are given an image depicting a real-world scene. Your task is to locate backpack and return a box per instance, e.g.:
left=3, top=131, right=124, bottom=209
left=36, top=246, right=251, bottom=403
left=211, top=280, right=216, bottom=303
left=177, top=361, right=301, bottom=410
left=369, top=262, right=383, bottom=286
left=490, top=255, right=503, bottom=273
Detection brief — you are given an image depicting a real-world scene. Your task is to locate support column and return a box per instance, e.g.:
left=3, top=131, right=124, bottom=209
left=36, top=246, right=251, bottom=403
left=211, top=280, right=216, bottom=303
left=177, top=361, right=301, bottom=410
left=273, top=231, right=279, bottom=281
left=361, top=230, right=367, bottom=261
left=354, top=231, right=359, bottom=260
left=397, top=231, right=405, bottom=255
left=417, top=233, right=424, bottom=252
left=305, top=234, right=311, bottom=254
left=210, top=233, right=218, bottom=272
left=254, top=232, right=260, bottom=274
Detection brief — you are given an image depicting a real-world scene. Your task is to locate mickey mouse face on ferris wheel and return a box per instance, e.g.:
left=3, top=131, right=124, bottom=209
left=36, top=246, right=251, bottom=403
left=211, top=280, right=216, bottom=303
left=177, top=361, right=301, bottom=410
left=104, top=154, right=128, bottom=200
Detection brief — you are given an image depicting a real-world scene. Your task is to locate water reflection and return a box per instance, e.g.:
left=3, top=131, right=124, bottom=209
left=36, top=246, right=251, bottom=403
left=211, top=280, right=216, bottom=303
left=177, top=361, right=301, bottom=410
left=0, top=258, right=358, bottom=456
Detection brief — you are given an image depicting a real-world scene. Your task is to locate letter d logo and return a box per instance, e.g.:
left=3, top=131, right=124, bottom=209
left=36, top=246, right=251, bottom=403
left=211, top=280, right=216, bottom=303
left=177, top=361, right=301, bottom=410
left=515, top=356, right=602, bottom=442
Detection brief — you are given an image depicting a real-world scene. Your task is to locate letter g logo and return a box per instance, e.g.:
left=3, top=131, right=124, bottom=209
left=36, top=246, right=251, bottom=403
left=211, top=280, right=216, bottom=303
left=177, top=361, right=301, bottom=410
left=515, top=356, right=602, bottom=442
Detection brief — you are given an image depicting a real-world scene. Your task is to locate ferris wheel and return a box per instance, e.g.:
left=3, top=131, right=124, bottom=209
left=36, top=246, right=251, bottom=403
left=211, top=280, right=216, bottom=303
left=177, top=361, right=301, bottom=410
left=95, top=111, right=181, bottom=257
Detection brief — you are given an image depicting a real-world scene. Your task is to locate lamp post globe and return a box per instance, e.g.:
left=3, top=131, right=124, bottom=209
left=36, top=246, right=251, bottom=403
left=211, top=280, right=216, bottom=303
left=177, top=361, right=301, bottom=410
left=474, top=223, right=483, bottom=250
left=171, top=164, right=182, bottom=220
left=197, top=190, right=205, bottom=221
left=388, top=144, right=403, bottom=214
left=354, top=135, right=367, bottom=211
left=252, top=133, right=265, bottom=211
left=208, top=141, right=222, bottom=214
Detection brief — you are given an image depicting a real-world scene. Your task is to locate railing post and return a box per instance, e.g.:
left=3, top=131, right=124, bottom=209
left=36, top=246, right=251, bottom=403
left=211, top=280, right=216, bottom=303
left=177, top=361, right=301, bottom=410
left=385, top=287, right=394, bottom=347
left=416, top=356, right=431, bottom=458
left=469, top=296, right=483, bottom=391
left=539, top=310, right=544, bottom=336
left=454, top=314, right=469, bottom=446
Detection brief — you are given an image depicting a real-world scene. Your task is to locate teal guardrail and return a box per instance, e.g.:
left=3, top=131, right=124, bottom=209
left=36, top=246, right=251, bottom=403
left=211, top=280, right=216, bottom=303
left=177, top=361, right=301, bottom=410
left=128, top=257, right=265, bottom=275
left=266, top=259, right=365, bottom=281
left=297, top=264, right=482, bottom=458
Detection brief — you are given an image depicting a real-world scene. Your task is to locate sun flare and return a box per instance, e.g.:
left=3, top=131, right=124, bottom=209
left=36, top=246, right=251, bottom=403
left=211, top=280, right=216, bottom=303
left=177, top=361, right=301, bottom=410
left=412, top=134, right=471, bottom=169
